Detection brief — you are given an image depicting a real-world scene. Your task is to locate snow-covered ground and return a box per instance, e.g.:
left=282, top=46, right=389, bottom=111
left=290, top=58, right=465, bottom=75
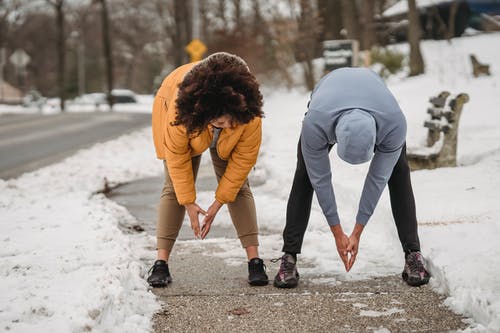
left=1, top=32, right=500, bottom=332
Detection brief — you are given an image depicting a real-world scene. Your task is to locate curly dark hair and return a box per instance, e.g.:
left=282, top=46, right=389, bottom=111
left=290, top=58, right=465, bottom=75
left=173, top=52, right=264, bottom=136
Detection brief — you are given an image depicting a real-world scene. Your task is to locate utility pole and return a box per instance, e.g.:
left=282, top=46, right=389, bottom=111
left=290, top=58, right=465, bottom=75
left=185, top=0, right=207, bottom=62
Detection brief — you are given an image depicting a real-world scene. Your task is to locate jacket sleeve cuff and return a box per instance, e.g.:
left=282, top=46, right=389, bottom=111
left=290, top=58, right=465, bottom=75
left=214, top=193, right=230, bottom=205
left=177, top=194, right=196, bottom=206
left=356, top=212, right=371, bottom=226
left=326, top=213, right=341, bottom=226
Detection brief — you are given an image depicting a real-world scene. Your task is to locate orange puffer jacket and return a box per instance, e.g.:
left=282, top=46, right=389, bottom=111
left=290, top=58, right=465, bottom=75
left=152, top=62, right=262, bottom=205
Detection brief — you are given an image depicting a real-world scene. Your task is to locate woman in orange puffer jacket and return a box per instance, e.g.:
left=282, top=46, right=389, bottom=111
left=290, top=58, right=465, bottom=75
left=148, top=52, right=268, bottom=287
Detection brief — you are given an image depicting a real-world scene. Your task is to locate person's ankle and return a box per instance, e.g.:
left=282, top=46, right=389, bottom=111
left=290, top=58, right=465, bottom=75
left=285, top=252, right=297, bottom=261
left=404, top=249, right=420, bottom=258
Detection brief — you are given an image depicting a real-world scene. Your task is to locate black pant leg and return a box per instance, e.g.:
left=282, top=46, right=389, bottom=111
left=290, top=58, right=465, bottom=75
left=282, top=139, right=313, bottom=254
left=387, top=143, right=421, bottom=253
left=282, top=139, right=333, bottom=254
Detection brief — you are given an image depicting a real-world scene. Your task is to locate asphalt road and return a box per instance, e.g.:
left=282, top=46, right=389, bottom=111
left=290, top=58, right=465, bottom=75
left=0, top=112, right=151, bottom=179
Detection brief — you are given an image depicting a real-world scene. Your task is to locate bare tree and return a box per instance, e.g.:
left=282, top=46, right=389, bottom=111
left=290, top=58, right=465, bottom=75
left=113, top=4, right=158, bottom=89
left=173, top=0, right=192, bottom=66
left=447, top=0, right=459, bottom=40
left=217, top=0, right=227, bottom=28
left=340, top=0, right=360, bottom=41
left=317, top=0, right=342, bottom=41
left=233, top=0, right=242, bottom=30
left=361, top=0, right=377, bottom=50
left=295, top=0, right=318, bottom=90
left=47, top=0, right=66, bottom=111
left=251, top=0, right=282, bottom=68
left=198, top=0, right=209, bottom=42
left=95, top=0, right=114, bottom=108
left=0, top=0, right=9, bottom=48
left=407, top=0, right=425, bottom=76
left=375, top=0, right=389, bottom=15
left=252, top=0, right=263, bottom=36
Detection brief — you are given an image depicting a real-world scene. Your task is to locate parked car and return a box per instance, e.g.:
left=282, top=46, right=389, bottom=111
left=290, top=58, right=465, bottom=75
left=111, top=89, right=137, bottom=104
left=381, top=0, right=500, bottom=41
left=72, top=90, right=137, bottom=106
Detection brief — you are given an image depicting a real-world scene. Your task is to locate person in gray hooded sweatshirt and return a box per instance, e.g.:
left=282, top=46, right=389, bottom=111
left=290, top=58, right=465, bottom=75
left=273, top=67, right=430, bottom=288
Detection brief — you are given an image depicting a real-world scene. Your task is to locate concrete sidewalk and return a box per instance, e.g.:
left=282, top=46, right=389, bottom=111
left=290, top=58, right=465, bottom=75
left=109, top=168, right=469, bottom=333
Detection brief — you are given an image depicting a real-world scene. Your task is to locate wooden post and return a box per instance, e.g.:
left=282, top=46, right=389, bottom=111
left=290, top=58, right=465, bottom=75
left=425, top=91, right=450, bottom=147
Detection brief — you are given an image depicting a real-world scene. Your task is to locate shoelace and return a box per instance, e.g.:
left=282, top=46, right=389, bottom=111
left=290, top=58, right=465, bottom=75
left=271, top=256, right=295, bottom=274
left=407, top=254, right=425, bottom=273
left=249, top=260, right=266, bottom=274
left=148, top=262, right=169, bottom=275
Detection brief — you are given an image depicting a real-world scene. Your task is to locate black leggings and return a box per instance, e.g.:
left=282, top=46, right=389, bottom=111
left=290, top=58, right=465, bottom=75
left=282, top=139, right=420, bottom=254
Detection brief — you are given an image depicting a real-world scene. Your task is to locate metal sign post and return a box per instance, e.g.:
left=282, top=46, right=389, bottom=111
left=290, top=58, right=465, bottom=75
left=185, top=0, right=207, bottom=63
left=9, top=48, right=31, bottom=94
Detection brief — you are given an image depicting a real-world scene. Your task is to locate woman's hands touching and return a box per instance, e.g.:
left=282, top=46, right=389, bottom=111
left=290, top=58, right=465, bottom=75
left=184, top=200, right=224, bottom=239
left=185, top=203, right=207, bottom=238
left=200, top=200, right=223, bottom=239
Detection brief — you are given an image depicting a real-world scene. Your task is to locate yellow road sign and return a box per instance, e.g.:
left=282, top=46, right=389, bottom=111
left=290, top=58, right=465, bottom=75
left=185, top=39, right=207, bottom=62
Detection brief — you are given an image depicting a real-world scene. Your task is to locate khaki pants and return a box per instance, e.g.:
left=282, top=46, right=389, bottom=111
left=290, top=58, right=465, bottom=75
left=157, top=148, right=259, bottom=251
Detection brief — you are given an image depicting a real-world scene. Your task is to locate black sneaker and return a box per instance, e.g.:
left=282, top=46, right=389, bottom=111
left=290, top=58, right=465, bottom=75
left=147, top=260, right=172, bottom=288
left=248, top=258, right=269, bottom=286
left=402, top=251, right=431, bottom=287
left=273, top=253, right=299, bottom=288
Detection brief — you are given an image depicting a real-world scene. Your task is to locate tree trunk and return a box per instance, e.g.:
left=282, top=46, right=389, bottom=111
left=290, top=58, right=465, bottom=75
left=361, top=0, right=377, bottom=50
left=233, top=0, right=242, bottom=33
left=199, top=0, right=209, bottom=42
left=49, top=0, right=66, bottom=112
left=173, top=0, right=192, bottom=66
left=340, top=0, right=360, bottom=41
left=375, top=0, right=388, bottom=15
left=98, top=0, right=114, bottom=108
left=297, top=0, right=317, bottom=90
left=317, top=0, right=342, bottom=40
left=218, top=0, right=227, bottom=27
left=252, top=0, right=263, bottom=36
left=407, top=0, right=425, bottom=76
left=447, top=0, right=459, bottom=40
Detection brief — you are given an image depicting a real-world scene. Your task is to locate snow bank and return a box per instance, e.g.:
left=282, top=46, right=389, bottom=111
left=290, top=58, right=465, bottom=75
left=0, top=129, right=161, bottom=332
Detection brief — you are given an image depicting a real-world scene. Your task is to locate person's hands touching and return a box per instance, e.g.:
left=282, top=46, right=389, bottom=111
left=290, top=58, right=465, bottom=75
left=347, top=223, right=364, bottom=271
left=185, top=203, right=207, bottom=238
left=200, top=200, right=223, bottom=239
left=330, top=224, right=350, bottom=271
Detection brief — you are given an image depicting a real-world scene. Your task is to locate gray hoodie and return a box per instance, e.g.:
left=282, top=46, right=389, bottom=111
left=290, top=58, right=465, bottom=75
left=301, top=67, right=407, bottom=226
